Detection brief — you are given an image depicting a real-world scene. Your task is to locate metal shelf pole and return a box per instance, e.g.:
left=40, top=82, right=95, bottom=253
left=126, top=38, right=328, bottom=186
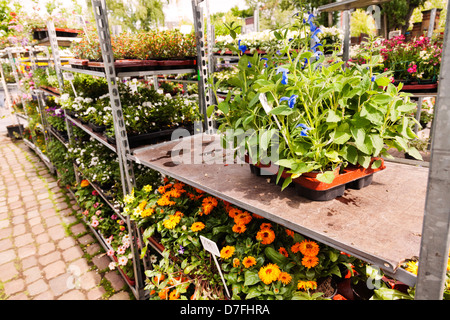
left=415, top=0, right=450, bottom=300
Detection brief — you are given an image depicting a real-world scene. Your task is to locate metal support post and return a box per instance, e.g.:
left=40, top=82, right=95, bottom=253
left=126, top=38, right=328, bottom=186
left=342, top=10, right=351, bottom=62
left=192, top=0, right=214, bottom=134
left=7, top=48, right=26, bottom=138
left=46, top=21, right=75, bottom=147
left=427, top=8, right=437, bottom=39
left=415, top=1, right=450, bottom=300
left=91, top=0, right=142, bottom=299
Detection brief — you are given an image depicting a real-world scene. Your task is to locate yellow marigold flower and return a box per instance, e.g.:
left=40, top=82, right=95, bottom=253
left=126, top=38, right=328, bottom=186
left=220, top=246, right=235, bottom=260
left=301, top=255, right=319, bottom=268
left=138, top=200, right=147, bottom=211
left=163, top=214, right=181, bottom=229
left=258, top=263, right=281, bottom=285
left=299, top=239, right=320, bottom=256
left=169, top=289, right=180, bottom=300
left=141, top=208, right=154, bottom=218
left=191, top=222, right=205, bottom=232
left=297, top=280, right=317, bottom=291
left=242, top=256, right=256, bottom=268
left=232, top=223, right=246, bottom=234
left=233, top=258, right=240, bottom=268
left=80, top=180, right=90, bottom=188
left=405, top=261, right=418, bottom=275
left=256, top=229, right=275, bottom=245
left=278, top=272, right=292, bottom=285
left=143, top=185, right=152, bottom=192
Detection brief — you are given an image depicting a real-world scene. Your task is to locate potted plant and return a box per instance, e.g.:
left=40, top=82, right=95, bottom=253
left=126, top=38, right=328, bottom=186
left=208, top=11, right=422, bottom=201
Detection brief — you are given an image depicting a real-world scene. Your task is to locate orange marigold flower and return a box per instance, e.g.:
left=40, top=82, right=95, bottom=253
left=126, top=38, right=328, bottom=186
left=158, top=288, right=169, bottom=299
left=194, top=188, right=204, bottom=194
left=173, top=182, right=185, bottom=190
left=141, top=208, right=154, bottom=218
left=232, top=223, right=246, bottom=234
left=256, top=229, right=275, bottom=245
left=201, top=196, right=218, bottom=215
left=242, top=256, right=257, bottom=268
left=157, top=194, right=176, bottom=206
left=301, top=255, right=319, bottom=268
left=163, top=214, right=181, bottom=229
left=138, top=200, right=147, bottom=211
left=228, top=207, right=242, bottom=219
left=258, top=263, right=281, bottom=285
left=333, top=294, right=347, bottom=300
left=299, top=239, right=320, bottom=256
left=80, top=180, right=89, bottom=187
left=234, top=212, right=252, bottom=225
left=220, top=246, right=235, bottom=260
left=191, top=222, right=205, bottom=232
left=291, top=242, right=302, bottom=253
left=260, top=222, right=272, bottom=230
left=278, top=247, right=288, bottom=257
left=252, top=213, right=264, bottom=219
left=278, top=272, right=292, bottom=285
left=286, top=228, right=295, bottom=238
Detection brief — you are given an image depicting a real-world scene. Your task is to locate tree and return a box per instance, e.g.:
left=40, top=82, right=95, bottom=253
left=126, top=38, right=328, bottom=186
left=381, top=0, right=427, bottom=34
left=91, top=0, right=167, bottom=32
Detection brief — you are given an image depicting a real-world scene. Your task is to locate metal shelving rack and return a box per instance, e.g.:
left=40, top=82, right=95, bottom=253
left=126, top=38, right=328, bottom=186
left=45, top=0, right=211, bottom=300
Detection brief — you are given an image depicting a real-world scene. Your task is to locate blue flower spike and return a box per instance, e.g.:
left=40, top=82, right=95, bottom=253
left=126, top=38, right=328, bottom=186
left=238, top=40, right=247, bottom=55
left=371, top=76, right=376, bottom=82
left=260, top=57, right=268, bottom=68
left=296, top=123, right=312, bottom=137
left=279, top=94, right=298, bottom=109
left=276, top=67, right=289, bottom=85
left=247, top=62, right=252, bottom=68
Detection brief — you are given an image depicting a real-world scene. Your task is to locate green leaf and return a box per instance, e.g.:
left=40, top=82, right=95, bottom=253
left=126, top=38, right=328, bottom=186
left=370, top=134, right=384, bottom=156
left=358, top=154, right=371, bottom=168
left=245, top=288, right=262, bottom=300
left=248, top=92, right=261, bottom=108
left=316, top=171, right=336, bottom=184
left=275, top=159, right=295, bottom=169
left=342, top=145, right=358, bottom=165
left=269, top=105, right=294, bottom=116
left=281, top=175, right=292, bottom=191
left=406, top=146, right=423, bottom=160
left=217, top=101, right=230, bottom=114
left=360, top=104, right=384, bottom=125
left=244, top=270, right=260, bottom=286
left=351, top=127, right=373, bottom=154
left=375, top=77, right=391, bottom=87
left=372, top=94, right=391, bottom=105
left=371, top=159, right=382, bottom=169
left=326, top=110, right=341, bottom=123
left=206, top=104, right=216, bottom=118
left=331, top=131, right=351, bottom=144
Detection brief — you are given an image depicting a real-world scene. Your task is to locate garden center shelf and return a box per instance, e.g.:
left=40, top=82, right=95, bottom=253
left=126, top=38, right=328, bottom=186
left=128, top=133, right=426, bottom=287
left=23, top=138, right=55, bottom=174
left=65, top=115, right=116, bottom=153
left=48, top=126, right=69, bottom=148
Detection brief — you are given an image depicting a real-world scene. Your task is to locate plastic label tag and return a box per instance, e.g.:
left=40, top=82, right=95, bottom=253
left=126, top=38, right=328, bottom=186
left=200, top=235, right=220, bottom=257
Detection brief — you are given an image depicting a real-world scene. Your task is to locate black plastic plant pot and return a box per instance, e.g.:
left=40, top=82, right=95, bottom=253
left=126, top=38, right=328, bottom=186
left=6, top=124, right=24, bottom=140
left=88, top=122, right=106, bottom=133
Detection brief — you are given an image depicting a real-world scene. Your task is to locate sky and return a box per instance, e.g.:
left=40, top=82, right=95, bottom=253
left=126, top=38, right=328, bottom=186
left=14, top=0, right=248, bottom=18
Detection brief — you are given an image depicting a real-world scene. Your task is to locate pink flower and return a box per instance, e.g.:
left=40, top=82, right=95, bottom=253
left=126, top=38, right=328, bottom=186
left=95, top=210, right=102, bottom=216
left=91, top=220, right=99, bottom=228
left=118, top=256, right=128, bottom=266
left=107, top=249, right=115, bottom=256
left=117, top=245, right=126, bottom=255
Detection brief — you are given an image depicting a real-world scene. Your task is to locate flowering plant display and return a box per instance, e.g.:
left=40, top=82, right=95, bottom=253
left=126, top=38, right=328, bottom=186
left=46, top=139, right=75, bottom=186
left=122, top=179, right=359, bottom=300
left=213, top=26, right=343, bottom=55
left=208, top=11, right=422, bottom=188
left=352, top=35, right=442, bottom=83
left=71, top=29, right=197, bottom=61
left=73, top=182, right=134, bottom=280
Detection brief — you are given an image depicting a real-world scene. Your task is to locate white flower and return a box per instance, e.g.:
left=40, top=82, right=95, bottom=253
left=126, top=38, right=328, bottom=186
left=118, top=256, right=128, bottom=266
left=149, top=255, right=158, bottom=263
left=108, top=262, right=116, bottom=270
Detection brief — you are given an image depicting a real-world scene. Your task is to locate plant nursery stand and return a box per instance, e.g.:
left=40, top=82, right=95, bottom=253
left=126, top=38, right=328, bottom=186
left=128, top=133, right=428, bottom=287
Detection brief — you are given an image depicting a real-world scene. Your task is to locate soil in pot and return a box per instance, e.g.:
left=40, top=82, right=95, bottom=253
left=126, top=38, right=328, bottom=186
left=311, top=277, right=337, bottom=299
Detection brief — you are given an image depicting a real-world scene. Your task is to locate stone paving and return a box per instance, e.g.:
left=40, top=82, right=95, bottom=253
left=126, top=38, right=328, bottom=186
left=0, top=130, right=132, bottom=300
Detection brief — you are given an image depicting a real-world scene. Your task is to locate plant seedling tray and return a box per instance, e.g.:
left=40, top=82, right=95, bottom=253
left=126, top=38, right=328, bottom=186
left=69, top=59, right=196, bottom=72
left=247, top=156, right=386, bottom=201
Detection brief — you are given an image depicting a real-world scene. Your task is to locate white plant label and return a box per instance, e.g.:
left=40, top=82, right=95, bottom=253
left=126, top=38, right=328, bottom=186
left=200, top=235, right=220, bottom=257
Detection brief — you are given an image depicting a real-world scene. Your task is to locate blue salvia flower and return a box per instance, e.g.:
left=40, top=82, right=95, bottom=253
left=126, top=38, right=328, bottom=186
left=276, top=67, right=289, bottom=85
left=178, top=245, right=185, bottom=254
left=371, top=76, right=376, bottom=82
left=297, top=123, right=311, bottom=136
left=238, top=40, right=247, bottom=55
left=260, top=57, right=268, bottom=68
left=279, top=94, right=298, bottom=109
left=248, top=62, right=252, bottom=68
